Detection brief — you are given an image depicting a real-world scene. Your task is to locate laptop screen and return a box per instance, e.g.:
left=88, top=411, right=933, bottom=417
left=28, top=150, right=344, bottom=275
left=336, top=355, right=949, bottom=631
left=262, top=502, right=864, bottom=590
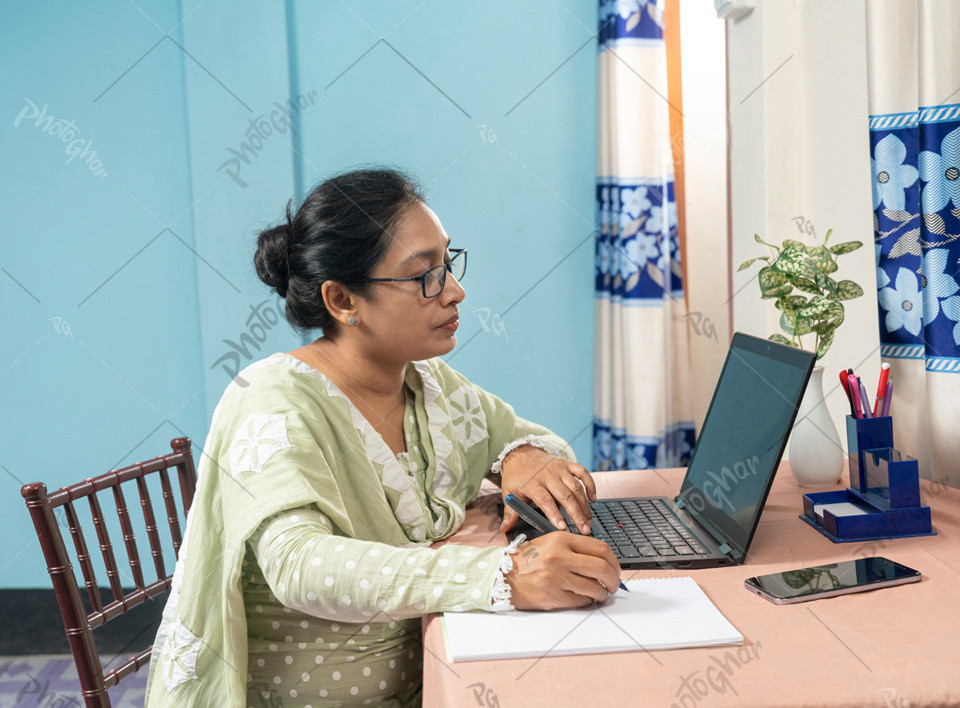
left=676, top=332, right=815, bottom=562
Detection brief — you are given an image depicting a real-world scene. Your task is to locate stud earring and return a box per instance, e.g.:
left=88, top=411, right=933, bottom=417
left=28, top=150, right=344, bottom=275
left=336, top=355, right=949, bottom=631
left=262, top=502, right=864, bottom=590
left=348, top=316, right=358, bottom=327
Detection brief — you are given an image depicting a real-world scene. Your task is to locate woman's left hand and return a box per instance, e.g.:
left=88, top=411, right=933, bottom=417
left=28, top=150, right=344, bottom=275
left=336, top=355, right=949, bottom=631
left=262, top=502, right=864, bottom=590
left=499, top=445, right=597, bottom=535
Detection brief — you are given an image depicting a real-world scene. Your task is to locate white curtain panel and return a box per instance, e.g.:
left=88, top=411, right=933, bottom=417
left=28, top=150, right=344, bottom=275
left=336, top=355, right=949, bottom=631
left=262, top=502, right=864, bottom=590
left=594, top=0, right=694, bottom=472
left=866, top=0, right=960, bottom=486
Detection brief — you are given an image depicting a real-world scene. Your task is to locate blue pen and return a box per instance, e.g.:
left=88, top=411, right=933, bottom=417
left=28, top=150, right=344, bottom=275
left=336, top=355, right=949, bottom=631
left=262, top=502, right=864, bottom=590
left=505, top=493, right=630, bottom=593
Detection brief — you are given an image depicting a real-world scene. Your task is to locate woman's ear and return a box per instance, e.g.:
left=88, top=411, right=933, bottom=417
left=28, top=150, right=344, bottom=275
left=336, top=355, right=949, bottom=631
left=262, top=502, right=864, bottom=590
left=320, top=280, right=359, bottom=328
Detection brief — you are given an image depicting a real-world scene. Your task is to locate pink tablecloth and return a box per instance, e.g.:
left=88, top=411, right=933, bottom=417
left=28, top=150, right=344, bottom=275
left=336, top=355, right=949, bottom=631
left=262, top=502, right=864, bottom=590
left=422, top=465, right=960, bottom=708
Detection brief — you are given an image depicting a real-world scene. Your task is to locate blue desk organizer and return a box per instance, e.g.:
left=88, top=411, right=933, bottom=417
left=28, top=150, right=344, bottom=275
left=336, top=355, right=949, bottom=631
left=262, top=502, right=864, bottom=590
left=799, top=416, right=935, bottom=543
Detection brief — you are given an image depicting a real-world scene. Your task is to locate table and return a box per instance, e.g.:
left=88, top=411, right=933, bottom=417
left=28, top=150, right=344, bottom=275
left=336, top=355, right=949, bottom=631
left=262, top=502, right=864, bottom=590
left=422, top=465, right=960, bottom=707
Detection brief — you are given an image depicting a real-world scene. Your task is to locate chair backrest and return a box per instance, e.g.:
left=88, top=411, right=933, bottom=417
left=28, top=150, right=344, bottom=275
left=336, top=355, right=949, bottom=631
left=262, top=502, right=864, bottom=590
left=20, top=437, right=198, bottom=708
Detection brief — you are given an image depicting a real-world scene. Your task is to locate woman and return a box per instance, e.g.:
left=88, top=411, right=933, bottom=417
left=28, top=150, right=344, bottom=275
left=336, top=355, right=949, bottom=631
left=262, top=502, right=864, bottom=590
left=144, top=168, right=621, bottom=708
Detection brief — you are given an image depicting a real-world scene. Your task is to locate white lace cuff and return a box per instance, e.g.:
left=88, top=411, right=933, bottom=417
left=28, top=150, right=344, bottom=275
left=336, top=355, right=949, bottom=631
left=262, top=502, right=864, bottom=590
left=490, top=434, right=566, bottom=477
left=489, top=533, right=526, bottom=612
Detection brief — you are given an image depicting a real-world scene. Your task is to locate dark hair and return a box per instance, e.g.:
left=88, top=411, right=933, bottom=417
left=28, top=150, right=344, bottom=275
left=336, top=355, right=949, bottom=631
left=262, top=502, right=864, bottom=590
left=254, top=168, right=425, bottom=335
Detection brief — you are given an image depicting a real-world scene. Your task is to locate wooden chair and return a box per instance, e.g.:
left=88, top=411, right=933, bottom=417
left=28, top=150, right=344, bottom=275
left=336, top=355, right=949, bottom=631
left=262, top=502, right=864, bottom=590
left=21, top=437, right=198, bottom=707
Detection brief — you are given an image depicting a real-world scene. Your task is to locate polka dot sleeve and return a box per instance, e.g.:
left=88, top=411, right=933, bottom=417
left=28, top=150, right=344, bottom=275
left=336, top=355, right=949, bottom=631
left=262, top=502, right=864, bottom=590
left=249, top=506, right=515, bottom=622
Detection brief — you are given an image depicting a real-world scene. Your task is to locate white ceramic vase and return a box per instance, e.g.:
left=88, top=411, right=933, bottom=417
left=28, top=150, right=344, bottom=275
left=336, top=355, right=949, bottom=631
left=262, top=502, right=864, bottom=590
left=788, top=367, right=844, bottom=487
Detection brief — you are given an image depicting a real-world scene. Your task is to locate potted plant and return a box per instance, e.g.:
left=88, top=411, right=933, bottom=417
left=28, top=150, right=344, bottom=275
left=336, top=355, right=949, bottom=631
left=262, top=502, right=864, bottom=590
left=738, top=229, right=863, bottom=486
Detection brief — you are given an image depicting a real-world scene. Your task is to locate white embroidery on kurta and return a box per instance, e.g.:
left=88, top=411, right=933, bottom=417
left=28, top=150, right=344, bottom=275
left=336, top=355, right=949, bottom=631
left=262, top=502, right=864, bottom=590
left=227, top=413, right=290, bottom=476
left=160, top=618, right=202, bottom=691
left=414, top=362, right=469, bottom=535
left=296, top=360, right=429, bottom=541
left=447, top=384, right=489, bottom=450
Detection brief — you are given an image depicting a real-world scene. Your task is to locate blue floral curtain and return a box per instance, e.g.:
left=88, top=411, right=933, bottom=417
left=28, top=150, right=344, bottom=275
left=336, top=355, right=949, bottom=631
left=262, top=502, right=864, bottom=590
left=593, top=0, right=695, bottom=472
left=867, top=0, right=960, bottom=486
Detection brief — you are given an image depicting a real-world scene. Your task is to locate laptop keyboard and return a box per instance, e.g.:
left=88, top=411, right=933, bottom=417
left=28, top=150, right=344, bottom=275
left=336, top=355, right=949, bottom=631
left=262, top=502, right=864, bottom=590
left=592, top=499, right=709, bottom=558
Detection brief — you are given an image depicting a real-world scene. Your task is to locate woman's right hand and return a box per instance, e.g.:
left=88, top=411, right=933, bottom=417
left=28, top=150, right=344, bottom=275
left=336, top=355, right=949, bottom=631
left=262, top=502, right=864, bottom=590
left=504, top=532, right=623, bottom=610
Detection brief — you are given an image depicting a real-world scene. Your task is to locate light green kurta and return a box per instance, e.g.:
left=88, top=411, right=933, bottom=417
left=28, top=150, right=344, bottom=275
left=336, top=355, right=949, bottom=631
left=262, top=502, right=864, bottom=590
left=144, top=352, right=572, bottom=707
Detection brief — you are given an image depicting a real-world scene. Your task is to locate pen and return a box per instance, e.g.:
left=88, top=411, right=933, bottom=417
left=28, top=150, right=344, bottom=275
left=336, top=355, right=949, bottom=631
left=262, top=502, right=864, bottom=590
left=857, top=376, right=872, bottom=418
left=505, top=493, right=630, bottom=593
left=874, top=362, right=890, bottom=417
left=848, top=374, right=863, bottom=418
left=881, top=379, right=893, bottom=417
left=839, top=370, right=856, bottom=417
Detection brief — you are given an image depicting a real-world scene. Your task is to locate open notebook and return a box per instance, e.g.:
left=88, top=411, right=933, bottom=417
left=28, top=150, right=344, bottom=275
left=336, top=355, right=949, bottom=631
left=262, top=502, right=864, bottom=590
left=442, top=576, right=742, bottom=662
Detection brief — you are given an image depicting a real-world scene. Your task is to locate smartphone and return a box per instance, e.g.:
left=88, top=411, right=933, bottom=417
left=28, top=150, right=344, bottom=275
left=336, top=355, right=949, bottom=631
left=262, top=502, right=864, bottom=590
left=744, top=557, right=921, bottom=605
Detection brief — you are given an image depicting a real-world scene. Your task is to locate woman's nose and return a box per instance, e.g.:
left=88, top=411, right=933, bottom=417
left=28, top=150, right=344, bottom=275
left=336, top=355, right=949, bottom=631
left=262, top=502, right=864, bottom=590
left=442, top=272, right=466, bottom=304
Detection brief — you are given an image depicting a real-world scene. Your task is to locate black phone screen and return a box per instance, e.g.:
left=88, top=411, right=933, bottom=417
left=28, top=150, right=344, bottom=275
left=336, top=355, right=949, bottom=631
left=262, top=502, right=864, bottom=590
left=745, top=557, right=920, bottom=600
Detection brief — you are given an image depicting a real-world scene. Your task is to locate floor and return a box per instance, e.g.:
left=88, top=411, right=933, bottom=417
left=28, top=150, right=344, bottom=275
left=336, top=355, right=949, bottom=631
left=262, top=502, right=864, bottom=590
left=0, top=655, right=146, bottom=707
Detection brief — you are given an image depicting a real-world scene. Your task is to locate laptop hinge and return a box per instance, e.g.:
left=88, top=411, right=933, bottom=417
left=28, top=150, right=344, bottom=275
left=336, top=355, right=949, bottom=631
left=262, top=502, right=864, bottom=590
left=674, top=496, right=738, bottom=559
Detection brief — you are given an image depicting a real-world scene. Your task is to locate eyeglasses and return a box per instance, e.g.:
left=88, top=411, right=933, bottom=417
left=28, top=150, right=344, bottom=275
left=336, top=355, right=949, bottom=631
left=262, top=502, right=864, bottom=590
left=360, top=248, right=467, bottom=299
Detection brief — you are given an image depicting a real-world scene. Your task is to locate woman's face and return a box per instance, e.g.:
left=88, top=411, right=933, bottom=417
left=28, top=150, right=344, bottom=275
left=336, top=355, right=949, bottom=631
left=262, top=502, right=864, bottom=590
left=354, top=201, right=465, bottom=365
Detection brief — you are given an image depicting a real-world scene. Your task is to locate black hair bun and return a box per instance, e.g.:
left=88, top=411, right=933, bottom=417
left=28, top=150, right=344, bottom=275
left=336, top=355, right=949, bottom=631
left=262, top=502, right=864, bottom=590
left=254, top=208, right=293, bottom=297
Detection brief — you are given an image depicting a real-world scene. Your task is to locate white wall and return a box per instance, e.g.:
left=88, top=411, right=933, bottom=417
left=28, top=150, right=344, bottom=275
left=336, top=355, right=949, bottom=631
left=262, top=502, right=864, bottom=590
left=725, top=0, right=880, bottom=449
left=679, top=1, right=731, bottom=428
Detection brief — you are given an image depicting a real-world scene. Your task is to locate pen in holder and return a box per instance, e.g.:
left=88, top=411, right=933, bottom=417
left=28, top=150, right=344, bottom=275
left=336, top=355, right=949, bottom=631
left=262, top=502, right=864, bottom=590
left=845, top=415, right=893, bottom=492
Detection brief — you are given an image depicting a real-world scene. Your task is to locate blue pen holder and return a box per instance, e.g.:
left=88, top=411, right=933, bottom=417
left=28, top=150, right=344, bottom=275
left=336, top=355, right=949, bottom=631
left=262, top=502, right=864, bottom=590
left=800, top=416, right=934, bottom=543
left=846, top=415, right=893, bottom=492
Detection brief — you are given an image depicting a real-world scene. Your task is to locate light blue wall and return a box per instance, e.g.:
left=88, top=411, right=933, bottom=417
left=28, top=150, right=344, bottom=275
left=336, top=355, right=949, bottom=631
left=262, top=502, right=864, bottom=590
left=0, top=0, right=597, bottom=589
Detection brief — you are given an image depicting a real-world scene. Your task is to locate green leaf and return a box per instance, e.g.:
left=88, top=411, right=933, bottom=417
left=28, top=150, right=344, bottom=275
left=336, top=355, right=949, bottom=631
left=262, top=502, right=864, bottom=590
left=783, top=239, right=807, bottom=252
left=813, top=318, right=840, bottom=336
left=769, top=334, right=794, bottom=346
left=819, top=258, right=839, bottom=274
left=828, top=241, right=862, bottom=255
left=819, top=274, right=839, bottom=296
left=771, top=247, right=807, bottom=277
left=758, top=266, right=789, bottom=297
left=762, top=283, right=794, bottom=299
left=816, top=328, right=836, bottom=359
left=780, top=312, right=816, bottom=336
left=798, top=295, right=832, bottom=319
left=754, top=233, right=778, bottom=249
left=775, top=295, right=808, bottom=313
left=787, top=274, right=821, bottom=295
left=737, top=256, right=768, bottom=272
left=805, top=246, right=838, bottom=274
left=828, top=279, right=864, bottom=301
left=820, top=301, right=845, bottom=328
left=823, top=228, right=833, bottom=244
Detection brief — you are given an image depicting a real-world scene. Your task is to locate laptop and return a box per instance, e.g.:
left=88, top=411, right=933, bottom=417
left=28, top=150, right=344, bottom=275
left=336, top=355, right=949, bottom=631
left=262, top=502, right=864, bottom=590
left=505, top=332, right=816, bottom=569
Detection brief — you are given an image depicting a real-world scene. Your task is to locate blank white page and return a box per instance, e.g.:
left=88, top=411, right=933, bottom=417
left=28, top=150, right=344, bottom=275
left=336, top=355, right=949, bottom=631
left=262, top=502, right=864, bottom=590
left=442, top=576, right=743, bottom=662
